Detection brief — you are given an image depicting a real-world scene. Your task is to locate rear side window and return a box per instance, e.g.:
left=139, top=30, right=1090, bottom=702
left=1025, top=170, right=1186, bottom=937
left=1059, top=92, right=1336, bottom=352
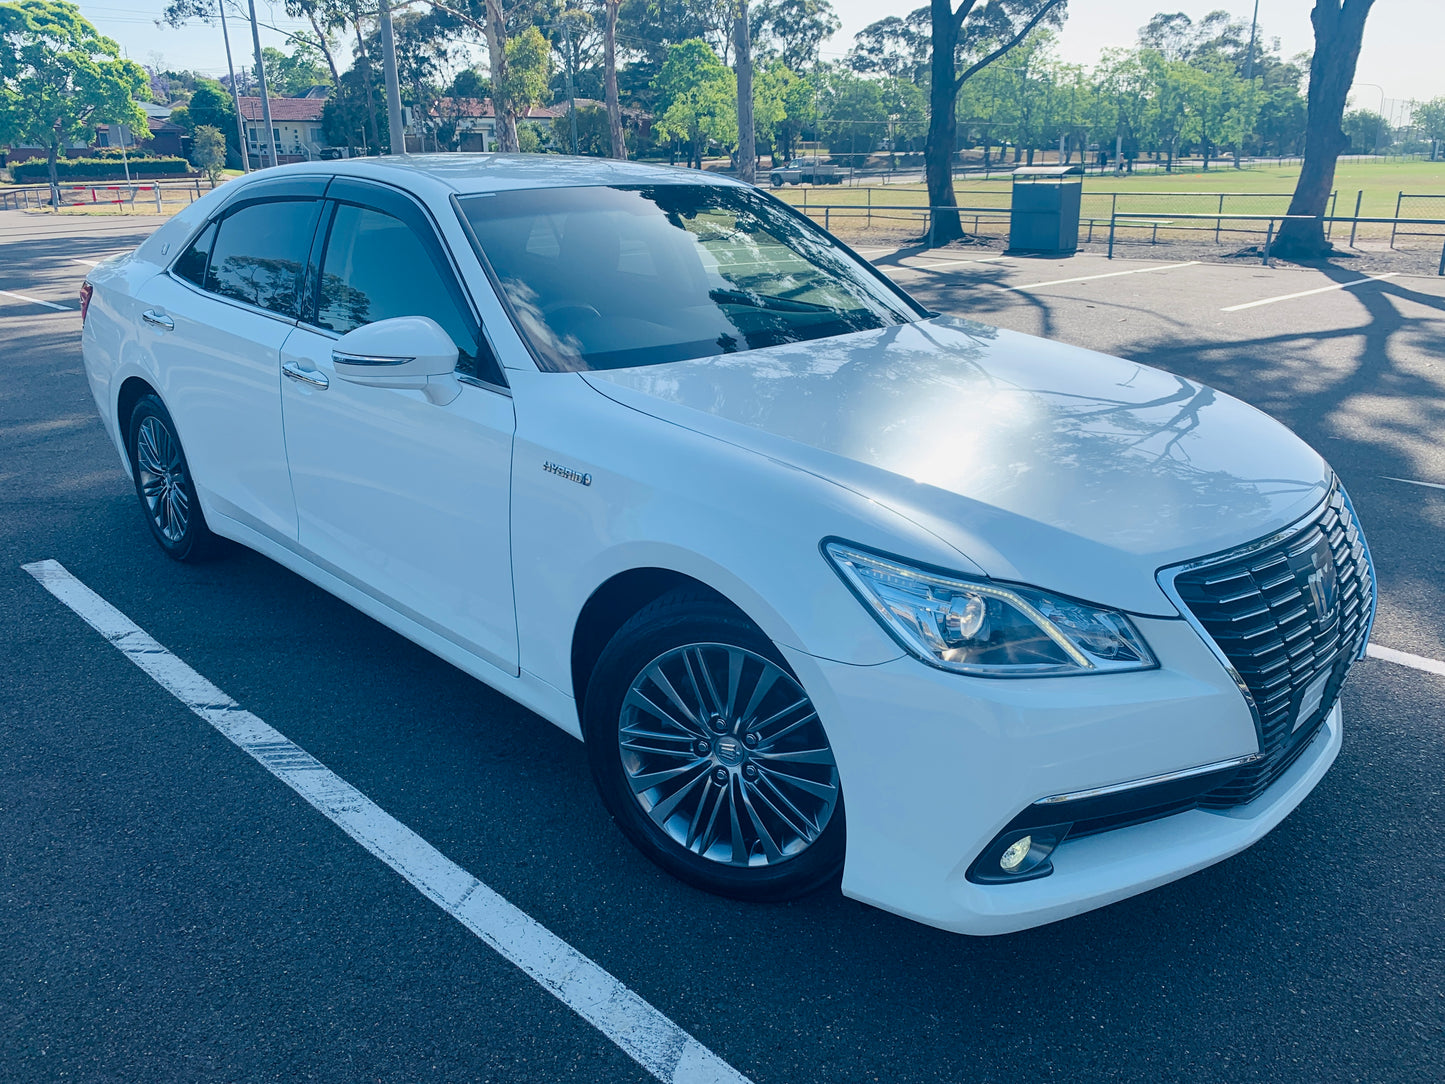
left=173, top=221, right=216, bottom=287
left=205, top=199, right=320, bottom=319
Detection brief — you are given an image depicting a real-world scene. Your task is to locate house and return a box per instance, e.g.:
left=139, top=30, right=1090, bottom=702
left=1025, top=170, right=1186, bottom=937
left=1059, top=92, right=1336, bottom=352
left=403, top=98, right=564, bottom=152
left=4, top=102, right=189, bottom=164
left=237, top=96, right=333, bottom=165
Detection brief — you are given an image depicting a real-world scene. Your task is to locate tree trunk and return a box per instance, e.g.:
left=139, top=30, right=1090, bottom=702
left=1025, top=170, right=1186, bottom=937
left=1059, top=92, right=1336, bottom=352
left=734, top=1, right=755, bottom=184
left=484, top=0, right=519, bottom=152
left=353, top=21, right=382, bottom=154
left=46, top=130, right=60, bottom=209
left=604, top=0, right=626, bottom=160
left=924, top=0, right=963, bottom=244
left=1275, top=0, right=1376, bottom=258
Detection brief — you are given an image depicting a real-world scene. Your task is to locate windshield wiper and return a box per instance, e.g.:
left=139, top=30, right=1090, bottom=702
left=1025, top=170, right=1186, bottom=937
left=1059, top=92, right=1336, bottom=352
left=708, top=288, right=834, bottom=313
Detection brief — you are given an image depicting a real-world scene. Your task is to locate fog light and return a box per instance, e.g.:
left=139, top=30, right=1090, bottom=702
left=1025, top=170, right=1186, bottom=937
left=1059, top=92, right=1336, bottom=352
left=1000, top=835, right=1032, bottom=872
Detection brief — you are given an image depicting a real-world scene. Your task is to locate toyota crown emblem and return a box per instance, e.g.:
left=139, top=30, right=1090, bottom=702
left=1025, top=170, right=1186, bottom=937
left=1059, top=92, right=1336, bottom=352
left=1305, top=539, right=1339, bottom=625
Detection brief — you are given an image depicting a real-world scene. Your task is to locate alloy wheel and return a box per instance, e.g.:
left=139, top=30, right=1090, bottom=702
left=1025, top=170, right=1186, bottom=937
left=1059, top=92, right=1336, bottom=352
left=135, top=415, right=190, bottom=543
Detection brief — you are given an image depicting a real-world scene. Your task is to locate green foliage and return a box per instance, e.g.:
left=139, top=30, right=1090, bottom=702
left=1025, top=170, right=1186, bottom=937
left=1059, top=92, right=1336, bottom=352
left=653, top=38, right=736, bottom=161
left=0, top=0, right=150, bottom=183
left=502, top=25, right=552, bottom=117
left=190, top=123, right=226, bottom=184
left=260, top=44, right=331, bottom=97
left=1343, top=110, right=1389, bottom=155
left=184, top=79, right=241, bottom=167
left=552, top=103, right=617, bottom=156
left=10, top=154, right=189, bottom=181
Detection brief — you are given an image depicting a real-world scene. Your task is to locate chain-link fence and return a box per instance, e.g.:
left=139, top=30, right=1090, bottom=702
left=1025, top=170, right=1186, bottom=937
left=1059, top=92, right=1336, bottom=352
left=1391, top=194, right=1445, bottom=246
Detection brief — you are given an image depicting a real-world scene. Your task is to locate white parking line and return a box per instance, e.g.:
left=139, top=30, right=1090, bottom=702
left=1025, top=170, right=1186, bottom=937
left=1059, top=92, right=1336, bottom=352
left=1367, top=644, right=1445, bottom=678
left=1001, top=261, right=1200, bottom=292
left=1383, top=475, right=1445, bottom=492
left=22, top=559, right=751, bottom=1084
left=71, top=257, right=100, bottom=267
left=1221, top=273, right=1398, bottom=312
left=901, top=255, right=1010, bottom=268
left=0, top=288, right=71, bottom=311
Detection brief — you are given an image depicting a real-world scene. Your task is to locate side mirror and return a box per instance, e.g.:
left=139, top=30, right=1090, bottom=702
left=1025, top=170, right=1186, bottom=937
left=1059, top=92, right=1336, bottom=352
left=332, top=316, right=461, bottom=405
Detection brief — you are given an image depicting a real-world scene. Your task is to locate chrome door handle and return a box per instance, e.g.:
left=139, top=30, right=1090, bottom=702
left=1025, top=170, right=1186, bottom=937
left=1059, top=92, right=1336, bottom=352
left=141, top=309, right=174, bottom=331
left=282, top=360, right=329, bottom=389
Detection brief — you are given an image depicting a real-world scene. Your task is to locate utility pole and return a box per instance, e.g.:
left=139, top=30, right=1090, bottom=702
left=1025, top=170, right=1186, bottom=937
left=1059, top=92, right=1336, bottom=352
left=246, top=0, right=280, bottom=169
left=733, top=0, right=754, bottom=184
left=562, top=17, right=579, bottom=154
left=378, top=0, right=406, bottom=154
left=218, top=0, right=250, bottom=171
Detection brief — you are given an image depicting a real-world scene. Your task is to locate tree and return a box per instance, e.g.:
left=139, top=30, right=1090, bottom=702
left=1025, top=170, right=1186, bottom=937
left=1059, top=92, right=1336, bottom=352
left=1415, top=98, right=1445, bottom=160
left=501, top=23, right=551, bottom=136
left=260, top=43, right=331, bottom=96
left=1274, top=0, right=1377, bottom=259
left=734, top=0, right=755, bottom=182
left=925, top=0, right=1068, bottom=245
left=1342, top=108, right=1388, bottom=154
left=191, top=123, right=227, bottom=185
left=654, top=38, right=736, bottom=168
left=848, top=10, right=930, bottom=85
left=184, top=78, right=243, bottom=166
left=0, top=0, right=150, bottom=207
left=603, top=0, right=625, bottom=158
left=752, top=0, right=838, bottom=71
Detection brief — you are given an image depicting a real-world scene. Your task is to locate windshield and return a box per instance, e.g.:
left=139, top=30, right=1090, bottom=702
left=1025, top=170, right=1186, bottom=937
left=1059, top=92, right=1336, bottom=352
left=457, top=184, right=920, bottom=372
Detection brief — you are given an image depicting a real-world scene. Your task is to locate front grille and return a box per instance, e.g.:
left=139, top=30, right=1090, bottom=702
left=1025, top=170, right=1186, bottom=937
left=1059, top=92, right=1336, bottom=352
left=1166, top=485, right=1374, bottom=808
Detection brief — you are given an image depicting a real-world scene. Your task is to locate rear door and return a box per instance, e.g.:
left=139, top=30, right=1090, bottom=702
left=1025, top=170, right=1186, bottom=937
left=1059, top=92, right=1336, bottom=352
left=278, top=179, right=519, bottom=673
left=135, top=177, right=327, bottom=540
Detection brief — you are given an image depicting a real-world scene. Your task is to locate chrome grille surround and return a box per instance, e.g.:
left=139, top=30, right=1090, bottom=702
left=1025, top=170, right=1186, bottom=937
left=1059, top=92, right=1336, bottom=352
left=1157, top=481, right=1376, bottom=808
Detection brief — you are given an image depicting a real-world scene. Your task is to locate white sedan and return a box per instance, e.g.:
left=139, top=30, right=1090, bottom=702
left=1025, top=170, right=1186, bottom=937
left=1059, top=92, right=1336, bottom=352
left=79, top=156, right=1375, bottom=935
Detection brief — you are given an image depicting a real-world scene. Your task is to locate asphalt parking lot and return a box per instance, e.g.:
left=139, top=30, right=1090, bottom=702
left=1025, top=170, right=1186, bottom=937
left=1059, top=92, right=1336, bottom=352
left=3, top=209, right=1442, bottom=1083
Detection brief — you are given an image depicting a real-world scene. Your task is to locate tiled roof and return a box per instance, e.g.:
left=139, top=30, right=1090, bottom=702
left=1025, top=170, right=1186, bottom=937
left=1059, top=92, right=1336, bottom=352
left=238, top=96, right=327, bottom=122
left=431, top=97, right=562, bottom=120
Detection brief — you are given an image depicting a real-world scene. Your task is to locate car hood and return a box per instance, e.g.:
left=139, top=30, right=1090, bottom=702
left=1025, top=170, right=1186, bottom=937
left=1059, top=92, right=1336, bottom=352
left=580, top=316, right=1330, bottom=616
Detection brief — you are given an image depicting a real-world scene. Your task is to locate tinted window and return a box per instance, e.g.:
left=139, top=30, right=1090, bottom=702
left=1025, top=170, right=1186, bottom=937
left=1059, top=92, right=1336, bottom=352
left=205, top=199, right=319, bottom=318
left=458, top=185, right=918, bottom=372
left=173, top=221, right=216, bottom=287
left=316, top=204, right=475, bottom=361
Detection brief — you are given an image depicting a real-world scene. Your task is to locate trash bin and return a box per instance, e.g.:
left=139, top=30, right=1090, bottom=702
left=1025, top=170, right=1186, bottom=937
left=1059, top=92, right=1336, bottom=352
left=1008, top=165, right=1084, bottom=255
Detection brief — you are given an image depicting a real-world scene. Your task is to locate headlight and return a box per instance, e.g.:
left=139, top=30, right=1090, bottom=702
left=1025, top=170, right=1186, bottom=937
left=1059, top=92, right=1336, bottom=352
left=824, top=542, right=1156, bottom=677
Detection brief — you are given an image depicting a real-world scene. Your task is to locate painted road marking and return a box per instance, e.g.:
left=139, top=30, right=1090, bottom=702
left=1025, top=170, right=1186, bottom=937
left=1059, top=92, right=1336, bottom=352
left=22, top=559, right=751, bottom=1084
left=1367, top=644, right=1445, bottom=678
left=1001, top=261, right=1200, bottom=292
left=0, top=288, right=70, bottom=311
left=71, top=257, right=100, bottom=267
left=901, top=255, right=1010, bottom=268
left=1221, top=273, right=1398, bottom=312
left=1383, top=475, right=1445, bottom=492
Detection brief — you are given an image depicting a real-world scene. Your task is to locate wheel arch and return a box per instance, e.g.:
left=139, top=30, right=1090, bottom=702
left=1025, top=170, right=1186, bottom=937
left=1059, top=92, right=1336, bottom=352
left=116, top=375, right=161, bottom=473
left=570, top=567, right=750, bottom=725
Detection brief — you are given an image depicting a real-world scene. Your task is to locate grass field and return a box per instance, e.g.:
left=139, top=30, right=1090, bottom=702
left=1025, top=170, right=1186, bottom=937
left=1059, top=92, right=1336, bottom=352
left=773, top=158, right=1445, bottom=247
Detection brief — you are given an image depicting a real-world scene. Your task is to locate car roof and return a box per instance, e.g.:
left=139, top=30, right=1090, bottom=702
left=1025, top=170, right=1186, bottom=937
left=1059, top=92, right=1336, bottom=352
left=261, top=153, right=748, bottom=195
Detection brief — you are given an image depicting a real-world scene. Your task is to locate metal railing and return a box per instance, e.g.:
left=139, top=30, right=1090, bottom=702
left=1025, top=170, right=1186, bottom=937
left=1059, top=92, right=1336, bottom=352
left=1105, top=211, right=1445, bottom=272
left=0, top=178, right=210, bottom=212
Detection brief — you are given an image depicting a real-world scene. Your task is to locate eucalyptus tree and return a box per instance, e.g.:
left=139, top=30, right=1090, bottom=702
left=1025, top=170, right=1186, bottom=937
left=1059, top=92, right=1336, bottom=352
left=924, top=0, right=1068, bottom=245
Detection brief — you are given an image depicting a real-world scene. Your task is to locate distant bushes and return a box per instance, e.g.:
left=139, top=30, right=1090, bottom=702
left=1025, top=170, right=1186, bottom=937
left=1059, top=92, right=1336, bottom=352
left=10, top=156, right=192, bottom=182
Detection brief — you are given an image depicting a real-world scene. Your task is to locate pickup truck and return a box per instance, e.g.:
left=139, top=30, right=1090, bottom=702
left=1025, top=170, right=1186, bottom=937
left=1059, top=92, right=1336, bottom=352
left=768, top=158, right=844, bottom=186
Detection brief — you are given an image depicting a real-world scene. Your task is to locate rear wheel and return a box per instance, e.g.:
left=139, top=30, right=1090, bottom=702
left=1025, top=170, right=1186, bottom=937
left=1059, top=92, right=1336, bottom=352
left=127, top=393, right=216, bottom=562
left=584, top=591, right=844, bottom=901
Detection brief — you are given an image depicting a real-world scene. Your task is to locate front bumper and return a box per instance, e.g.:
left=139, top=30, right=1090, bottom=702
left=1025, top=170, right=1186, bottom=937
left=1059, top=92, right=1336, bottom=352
left=783, top=613, right=1342, bottom=936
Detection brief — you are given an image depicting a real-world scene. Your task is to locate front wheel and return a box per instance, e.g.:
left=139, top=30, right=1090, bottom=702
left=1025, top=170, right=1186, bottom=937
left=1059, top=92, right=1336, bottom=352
left=769, top=174, right=783, bottom=187
left=127, top=393, right=216, bottom=561
left=584, top=591, right=844, bottom=901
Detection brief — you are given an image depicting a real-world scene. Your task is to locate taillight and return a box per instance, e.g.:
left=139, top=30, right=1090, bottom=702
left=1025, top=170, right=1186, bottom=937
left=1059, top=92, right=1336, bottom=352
left=79, top=281, right=93, bottom=323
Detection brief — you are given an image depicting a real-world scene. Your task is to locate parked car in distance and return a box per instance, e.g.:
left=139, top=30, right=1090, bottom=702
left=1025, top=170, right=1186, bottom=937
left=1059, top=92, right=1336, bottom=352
left=769, top=157, right=844, bottom=186
left=78, top=155, right=1374, bottom=935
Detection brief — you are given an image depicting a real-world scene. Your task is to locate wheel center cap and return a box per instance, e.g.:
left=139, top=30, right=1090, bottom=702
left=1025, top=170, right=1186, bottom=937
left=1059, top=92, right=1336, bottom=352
left=714, top=735, right=745, bottom=766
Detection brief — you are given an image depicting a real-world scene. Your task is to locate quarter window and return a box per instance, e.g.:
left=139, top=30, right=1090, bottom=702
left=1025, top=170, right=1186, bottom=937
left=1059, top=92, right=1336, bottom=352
left=316, top=203, right=477, bottom=367
left=173, top=220, right=217, bottom=288
left=205, top=199, right=320, bottom=319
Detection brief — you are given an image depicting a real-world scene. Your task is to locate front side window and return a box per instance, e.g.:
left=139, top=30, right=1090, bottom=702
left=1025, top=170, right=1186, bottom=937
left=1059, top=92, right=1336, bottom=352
left=205, top=199, right=319, bottom=318
left=315, top=203, right=477, bottom=367
left=173, top=220, right=217, bottom=288
left=458, top=184, right=919, bottom=373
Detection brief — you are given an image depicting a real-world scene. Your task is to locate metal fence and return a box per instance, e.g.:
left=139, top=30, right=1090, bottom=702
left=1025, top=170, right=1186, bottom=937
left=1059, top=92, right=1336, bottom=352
left=0, top=178, right=212, bottom=213
left=1391, top=193, right=1445, bottom=245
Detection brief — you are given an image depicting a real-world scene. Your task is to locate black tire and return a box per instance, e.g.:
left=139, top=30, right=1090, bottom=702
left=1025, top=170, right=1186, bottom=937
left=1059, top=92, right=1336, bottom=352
left=127, top=393, right=216, bottom=562
left=584, top=590, right=845, bottom=902
left=769, top=174, right=783, bottom=187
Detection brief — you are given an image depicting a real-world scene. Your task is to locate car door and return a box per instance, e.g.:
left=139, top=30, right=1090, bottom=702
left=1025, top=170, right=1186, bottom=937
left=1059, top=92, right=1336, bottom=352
left=278, top=178, right=519, bottom=674
left=135, top=177, right=327, bottom=540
